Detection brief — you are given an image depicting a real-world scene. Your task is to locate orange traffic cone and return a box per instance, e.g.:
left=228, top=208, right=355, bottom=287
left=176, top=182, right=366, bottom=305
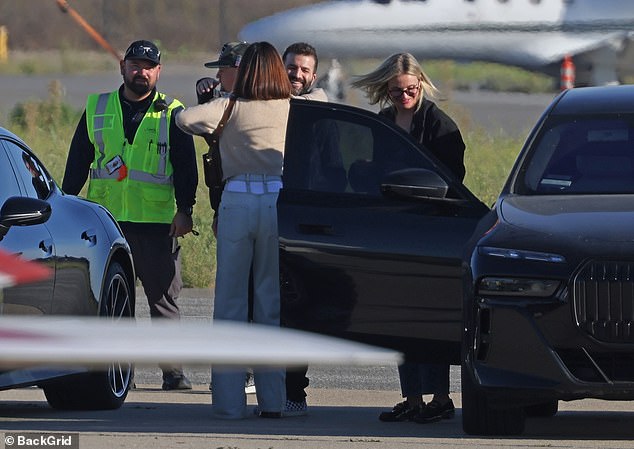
left=560, top=55, right=575, bottom=90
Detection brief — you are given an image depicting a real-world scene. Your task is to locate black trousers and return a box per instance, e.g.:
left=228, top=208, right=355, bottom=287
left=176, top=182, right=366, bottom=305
left=286, top=366, right=309, bottom=402
left=121, top=222, right=184, bottom=377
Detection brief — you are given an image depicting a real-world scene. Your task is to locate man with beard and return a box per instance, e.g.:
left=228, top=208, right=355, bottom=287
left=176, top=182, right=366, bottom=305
left=63, top=40, right=197, bottom=391
left=282, top=42, right=328, bottom=100
left=282, top=42, right=346, bottom=193
left=195, top=41, right=328, bottom=102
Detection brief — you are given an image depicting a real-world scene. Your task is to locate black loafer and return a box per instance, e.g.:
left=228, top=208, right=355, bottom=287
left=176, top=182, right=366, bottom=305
left=412, top=399, right=455, bottom=423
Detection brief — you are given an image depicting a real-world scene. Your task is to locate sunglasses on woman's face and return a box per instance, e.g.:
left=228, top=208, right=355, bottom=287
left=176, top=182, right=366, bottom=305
left=388, top=84, right=420, bottom=98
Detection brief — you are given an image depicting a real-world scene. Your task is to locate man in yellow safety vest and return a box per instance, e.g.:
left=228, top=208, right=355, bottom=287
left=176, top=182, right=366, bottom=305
left=63, top=39, right=198, bottom=391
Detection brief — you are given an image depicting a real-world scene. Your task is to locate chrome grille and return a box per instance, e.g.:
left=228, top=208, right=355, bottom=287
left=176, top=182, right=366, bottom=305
left=573, top=261, right=634, bottom=343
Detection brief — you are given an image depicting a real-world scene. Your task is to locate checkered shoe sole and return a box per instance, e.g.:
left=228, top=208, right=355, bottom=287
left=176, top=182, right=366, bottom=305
left=282, top=400, right=308, bottom=417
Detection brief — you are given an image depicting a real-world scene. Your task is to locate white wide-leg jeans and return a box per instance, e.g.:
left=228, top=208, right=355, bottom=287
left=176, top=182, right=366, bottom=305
left=211, top=175, right=286, bottom=419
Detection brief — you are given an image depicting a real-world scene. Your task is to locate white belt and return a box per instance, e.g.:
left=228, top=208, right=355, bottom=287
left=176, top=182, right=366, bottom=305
left=224, top=178, right=282, bottom=194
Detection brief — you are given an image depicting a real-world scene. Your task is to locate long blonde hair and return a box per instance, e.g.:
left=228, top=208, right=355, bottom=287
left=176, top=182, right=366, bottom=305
left=351, top=53, right=439, bottom=112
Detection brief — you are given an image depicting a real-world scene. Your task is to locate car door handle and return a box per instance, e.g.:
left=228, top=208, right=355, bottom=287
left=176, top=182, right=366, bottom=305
left=81, top=229, right=97, bottom=247
left=297, top=223, right=335, bottom=235
left=39, top=239, right=53, bottom=257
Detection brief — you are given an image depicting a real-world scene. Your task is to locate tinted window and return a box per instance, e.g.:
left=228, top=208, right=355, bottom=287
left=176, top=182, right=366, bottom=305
left=518, top=114, right=634, bottom=195
left=4, top=140, right=52, bottom=199
left=0, top=144, right=22, bottom=205
left=285, top=103, right=436, bottom=196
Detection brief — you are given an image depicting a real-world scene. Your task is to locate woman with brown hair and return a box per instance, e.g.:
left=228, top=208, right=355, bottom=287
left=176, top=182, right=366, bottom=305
left=176, top=42, right=292, bottom=419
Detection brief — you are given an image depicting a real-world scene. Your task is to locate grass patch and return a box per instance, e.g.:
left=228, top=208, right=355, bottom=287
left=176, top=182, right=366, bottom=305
left=346, top=58, right=555, bottom=94
left=0, top=50, right=119, bottom=75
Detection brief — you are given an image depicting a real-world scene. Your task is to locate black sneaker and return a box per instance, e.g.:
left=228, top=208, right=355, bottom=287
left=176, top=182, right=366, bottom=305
left=161, top=373, right=192, bottom=391
left=257, top=411, right=282, bottom=419
left=412, top=399, right=455, bottom=423
left=378, top=401, right=421, bottom=422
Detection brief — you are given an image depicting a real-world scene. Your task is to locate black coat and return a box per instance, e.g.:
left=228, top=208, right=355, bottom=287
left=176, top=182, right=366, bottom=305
left=380, top=98, right=466, bottom=182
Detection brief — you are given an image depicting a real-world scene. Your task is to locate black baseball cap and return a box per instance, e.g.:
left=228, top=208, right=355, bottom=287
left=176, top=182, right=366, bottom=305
left=204, top=41, right=249, bottom=68
left=124, top=40, right=161, bottom=65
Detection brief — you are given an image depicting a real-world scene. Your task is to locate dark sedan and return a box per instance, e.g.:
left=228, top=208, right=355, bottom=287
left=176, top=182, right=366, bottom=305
left=279, top=87, right=634, bottom=435
left=0, top=127, right=136, bottom=410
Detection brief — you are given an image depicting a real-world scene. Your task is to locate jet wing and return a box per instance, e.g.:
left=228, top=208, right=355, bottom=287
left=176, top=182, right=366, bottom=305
left=0, top=316, right=402, bottom=368
left=490, top=32, right=630, bottom=68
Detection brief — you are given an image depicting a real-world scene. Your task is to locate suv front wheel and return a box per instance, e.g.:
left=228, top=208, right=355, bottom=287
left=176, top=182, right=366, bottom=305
left=461, top=363, right=525, bottom=436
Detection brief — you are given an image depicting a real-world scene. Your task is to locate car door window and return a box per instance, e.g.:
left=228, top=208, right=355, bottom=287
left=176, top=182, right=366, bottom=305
left=284, top=102, right=438, bottom=196
left=0, top=143, right=22, bottom=205
left=4, top=140, right=52, bottom=199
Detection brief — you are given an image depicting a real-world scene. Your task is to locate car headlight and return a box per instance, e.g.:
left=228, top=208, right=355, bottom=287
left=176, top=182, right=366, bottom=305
left=478, top=277, right=561, bottom=297
left=478, top=246, right=566, bottom=263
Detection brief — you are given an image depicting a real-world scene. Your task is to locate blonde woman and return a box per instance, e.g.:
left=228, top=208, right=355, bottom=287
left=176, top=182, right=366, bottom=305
left=352, top=53, right=465, bottom=424
left=351, top=52, right=465, bottom=181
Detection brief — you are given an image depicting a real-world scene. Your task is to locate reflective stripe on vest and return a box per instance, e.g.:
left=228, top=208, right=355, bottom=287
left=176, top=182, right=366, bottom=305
left=85, top=91, right=180, bottom=224
left=93, top=93, right=109, bottom=169
left=90, top=167, right=173, bottom=184
left=90, top=92, right=172, bottom=186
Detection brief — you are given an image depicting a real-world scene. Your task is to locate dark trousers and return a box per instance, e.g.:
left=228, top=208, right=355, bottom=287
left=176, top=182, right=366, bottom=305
left=121, top=222, right=184, bottom=377
left=286, top=366, right=309, bottom=402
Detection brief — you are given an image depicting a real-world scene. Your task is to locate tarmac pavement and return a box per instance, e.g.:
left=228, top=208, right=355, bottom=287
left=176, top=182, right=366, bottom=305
left=2, top=289, right=633, bottom=448
left=2, top=384, right=634, bottom=449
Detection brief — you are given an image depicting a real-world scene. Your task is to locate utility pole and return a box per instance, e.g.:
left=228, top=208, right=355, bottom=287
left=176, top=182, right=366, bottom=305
left=55, top=0, right=121, bottom=61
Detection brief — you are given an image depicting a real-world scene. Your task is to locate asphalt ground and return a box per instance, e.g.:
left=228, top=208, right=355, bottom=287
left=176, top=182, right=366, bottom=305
left=2, top=383, right=634, bottom=449
left=3, top=290, right=631, bottom=448
left=133, top=288, right=416, bottom=392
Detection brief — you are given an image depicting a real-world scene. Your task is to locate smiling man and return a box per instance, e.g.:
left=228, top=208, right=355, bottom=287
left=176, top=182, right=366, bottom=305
left=282, top=42, right=328, bottom=100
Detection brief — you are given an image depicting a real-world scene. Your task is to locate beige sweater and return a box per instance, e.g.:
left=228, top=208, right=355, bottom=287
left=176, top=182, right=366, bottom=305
left=176, top=97, right=290, bottom=180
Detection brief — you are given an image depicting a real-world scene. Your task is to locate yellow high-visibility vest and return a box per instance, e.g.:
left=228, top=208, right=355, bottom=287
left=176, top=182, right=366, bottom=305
left=85, top=90, right=180, bottom=223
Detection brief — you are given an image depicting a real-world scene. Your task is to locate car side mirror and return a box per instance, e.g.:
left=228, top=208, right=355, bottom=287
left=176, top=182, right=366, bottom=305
left=0, top=196, right=52, bottom=240
left=380, top=168, right=449, bottom=200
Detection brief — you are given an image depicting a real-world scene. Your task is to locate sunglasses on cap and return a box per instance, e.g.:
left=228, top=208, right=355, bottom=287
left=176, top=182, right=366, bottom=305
left=124, top=44, right=160, bottom=62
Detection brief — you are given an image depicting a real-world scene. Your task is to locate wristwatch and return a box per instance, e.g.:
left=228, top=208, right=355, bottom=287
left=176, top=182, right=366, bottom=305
left=178, top=206, right=193, bottom=216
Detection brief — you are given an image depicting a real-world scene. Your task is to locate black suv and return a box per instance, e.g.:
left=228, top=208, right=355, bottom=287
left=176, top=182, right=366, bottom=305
left=279, top=87, right=634, bottom=435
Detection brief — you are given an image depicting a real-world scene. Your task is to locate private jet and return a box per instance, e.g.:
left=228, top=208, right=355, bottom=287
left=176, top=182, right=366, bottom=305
left=239, top=0, right=634, bottom=86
